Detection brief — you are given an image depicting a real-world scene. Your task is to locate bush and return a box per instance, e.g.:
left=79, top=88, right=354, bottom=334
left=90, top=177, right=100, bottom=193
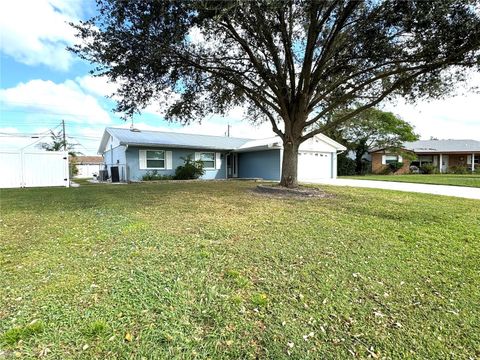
left=474, top=166, right=480, bottom=174
left=377, top=161, right=404, bottom=175
left=388, top=161, right=404, bottom=173
left=378, top=165, right=393, bottom=175
left=337, top=153, right=356, bottom=176
left=448, top=165, right=468, bottom=174
left=142, top=170, right=173, bottom=181
left=174, top=156, right=204, bottom=180
left=420, top=163, right=438, bottom=174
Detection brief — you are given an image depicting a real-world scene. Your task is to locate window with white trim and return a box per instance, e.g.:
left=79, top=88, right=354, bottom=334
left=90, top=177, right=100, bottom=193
left=146, top=150, right=165, bottom=169
left=199, top=152, right=215, bottom=169
left=385, top=155, right=399, bottom=164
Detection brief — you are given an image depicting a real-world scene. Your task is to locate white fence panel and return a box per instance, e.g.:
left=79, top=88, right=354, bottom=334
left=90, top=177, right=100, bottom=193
left=0, top=152, right=23, bottom=188
left=0, top=151, right=69, bottom=188
left=23, top=152, right=69, bottom=188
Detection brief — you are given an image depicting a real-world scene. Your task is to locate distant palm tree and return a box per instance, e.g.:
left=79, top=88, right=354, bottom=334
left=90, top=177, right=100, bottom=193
left=40, top=130, right=82, bottom=177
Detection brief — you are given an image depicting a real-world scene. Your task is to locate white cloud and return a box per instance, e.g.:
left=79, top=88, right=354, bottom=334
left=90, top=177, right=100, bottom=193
left=76, top=75, right=118, bottom=98
left=0, top=126, right=55, bottom=151
left=0, top=0, right=83, bottom=70
left=0, top=79, right=112, bottom=124
left=383, top=73, right=480, bottom=140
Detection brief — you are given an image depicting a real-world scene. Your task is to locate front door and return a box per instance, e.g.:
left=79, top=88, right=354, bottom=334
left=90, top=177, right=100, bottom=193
left=441, top=155, right=449, bottom=173
left=227, top=153, right=238, bottom=178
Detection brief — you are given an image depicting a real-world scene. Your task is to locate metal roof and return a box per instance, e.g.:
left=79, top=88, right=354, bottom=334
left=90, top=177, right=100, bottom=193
left=403, top=139, right=480, bottom=153
left=98, top=127, right=347, bottom=153
left=105, top=127, right=252, bottom=150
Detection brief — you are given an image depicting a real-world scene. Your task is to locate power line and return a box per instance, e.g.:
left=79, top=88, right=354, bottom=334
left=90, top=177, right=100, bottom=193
left=18, top=122, right=63, bottom=151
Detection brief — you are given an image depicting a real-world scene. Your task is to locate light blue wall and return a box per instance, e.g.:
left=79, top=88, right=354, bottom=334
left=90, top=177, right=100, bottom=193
left=125, top=147, right=227, bottom=181
left=237, top=149, right=281, bottom=180
left=103, top=145, right=127, bottom=167
left=103, top=145, right=128, bottom=180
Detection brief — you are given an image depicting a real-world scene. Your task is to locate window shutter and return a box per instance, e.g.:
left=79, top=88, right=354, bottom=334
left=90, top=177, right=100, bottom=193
left=139, top=150, right=147, bottom=169
left=195, top=152, right=200, bottom=161
left=467, top=155, right=472, bottom=164
left=398, top=155, right=403, bottom=162
left=381, top=155, right=386, bottom=165
left=166, top=151, right=173, bottom=170
left=215, top=152, right=222, bottom=169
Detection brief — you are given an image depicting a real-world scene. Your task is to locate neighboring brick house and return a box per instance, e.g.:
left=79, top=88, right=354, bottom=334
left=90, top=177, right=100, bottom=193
left=370, top=139, right=480, bottom=174
left=370, top=150, right=412, bottom=174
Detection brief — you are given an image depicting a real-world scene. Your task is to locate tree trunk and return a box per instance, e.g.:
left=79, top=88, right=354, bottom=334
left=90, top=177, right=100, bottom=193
left=355, top=153, right=363, bottom=174
left=280, top=140, right=300, bottom=188
left=354, top=145, right=368, bottom=174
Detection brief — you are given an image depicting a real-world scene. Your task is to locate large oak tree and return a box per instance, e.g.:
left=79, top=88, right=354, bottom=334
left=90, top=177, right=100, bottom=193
left=70, top=0, right=480, bottom=187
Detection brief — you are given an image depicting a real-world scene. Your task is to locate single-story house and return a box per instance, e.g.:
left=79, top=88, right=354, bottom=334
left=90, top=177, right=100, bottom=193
left=73, top=156, right=103, bottom=178
left=370, top=139, right=480, bottom=174
left=97, top=127, right=346, bottom=182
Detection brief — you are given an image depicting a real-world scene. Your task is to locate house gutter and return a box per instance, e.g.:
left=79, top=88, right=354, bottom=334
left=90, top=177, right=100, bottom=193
left=119, top=142, right=233, bottom=151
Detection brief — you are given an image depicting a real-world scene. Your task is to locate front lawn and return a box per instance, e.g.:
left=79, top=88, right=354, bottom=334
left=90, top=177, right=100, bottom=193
left=342, top=174, right=480, bottom=188
left=1, top=182, right=479, bottom=359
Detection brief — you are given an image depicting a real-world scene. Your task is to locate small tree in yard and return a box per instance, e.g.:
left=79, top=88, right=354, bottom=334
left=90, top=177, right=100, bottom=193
left=70, top=0, right=480, bottom=188
left=324, top=107, right=419, bottom=174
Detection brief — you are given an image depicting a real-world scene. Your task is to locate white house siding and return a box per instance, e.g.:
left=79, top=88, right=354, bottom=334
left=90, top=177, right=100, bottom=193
left=76, top=164, right=102, bottom=178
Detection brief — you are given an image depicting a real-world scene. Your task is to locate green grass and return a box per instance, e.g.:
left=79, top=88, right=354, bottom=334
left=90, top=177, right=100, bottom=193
left=342, top=174, right=480, bottom=187
left=1, top=181, right=479, bottom=359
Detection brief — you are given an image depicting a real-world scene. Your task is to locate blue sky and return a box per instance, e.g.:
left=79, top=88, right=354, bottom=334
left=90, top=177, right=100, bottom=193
left=1, top=0, right=479, bottom=155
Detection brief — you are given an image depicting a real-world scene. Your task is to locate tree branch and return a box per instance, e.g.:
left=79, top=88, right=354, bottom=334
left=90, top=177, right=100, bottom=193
left=301, top=69, right=431, bottom=141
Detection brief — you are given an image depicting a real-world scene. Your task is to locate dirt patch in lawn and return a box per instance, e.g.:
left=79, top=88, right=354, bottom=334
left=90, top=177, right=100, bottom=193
left=253, top=184, right=333, bottom=199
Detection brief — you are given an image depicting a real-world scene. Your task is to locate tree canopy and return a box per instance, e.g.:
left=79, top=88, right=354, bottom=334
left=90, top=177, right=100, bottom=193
left=70, top=0, right=480, bottom=187
left=324, top=107, right=419, bottom=174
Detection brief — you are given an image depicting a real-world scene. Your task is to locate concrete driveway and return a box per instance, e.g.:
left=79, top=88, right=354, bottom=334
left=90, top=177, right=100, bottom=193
left=309, top=179, right=480, bottom=200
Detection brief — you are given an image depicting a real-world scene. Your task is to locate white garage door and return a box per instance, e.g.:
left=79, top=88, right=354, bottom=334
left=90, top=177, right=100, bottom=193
left=298, top=151, right=332, bottom=181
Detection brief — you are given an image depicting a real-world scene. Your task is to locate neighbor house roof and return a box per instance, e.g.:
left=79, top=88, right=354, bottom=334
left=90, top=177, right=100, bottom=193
left=403, top=139, right=480, bottom=153
left=370, top=139, right=480, bottom=154
left=74, top=156, right=103, bottom=165
left=98, top=127, right=346, bottom=153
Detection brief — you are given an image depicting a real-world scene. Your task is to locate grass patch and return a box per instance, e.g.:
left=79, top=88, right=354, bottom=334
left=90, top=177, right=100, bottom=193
left=250, top=293, right=269, bottom=307
left=82, top=320, right=109, bottom=338
left=342, top=174, right=480, bottom=187
left=0, top=181, right=479, bottom=358
left=1, top=320, right=44, bottom=346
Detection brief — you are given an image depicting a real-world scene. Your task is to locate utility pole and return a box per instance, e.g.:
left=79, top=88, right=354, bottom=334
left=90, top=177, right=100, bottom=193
left=62, top=119, right=66, bottom=151
left=227, top=123, right=230, bottom=137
